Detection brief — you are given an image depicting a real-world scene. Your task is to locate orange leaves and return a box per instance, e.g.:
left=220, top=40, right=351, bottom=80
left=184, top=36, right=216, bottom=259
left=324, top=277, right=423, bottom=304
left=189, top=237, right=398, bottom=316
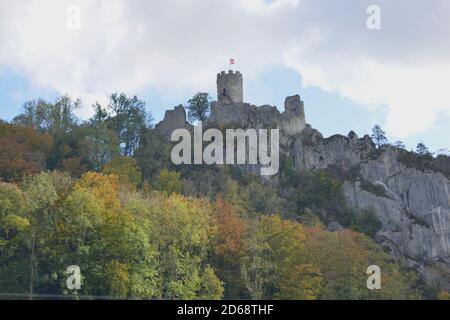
left=0, top=123, right=52, bottom=181
left=74, top=172, right=121, bottom=214
left=212, top=195, right=246, bottom=260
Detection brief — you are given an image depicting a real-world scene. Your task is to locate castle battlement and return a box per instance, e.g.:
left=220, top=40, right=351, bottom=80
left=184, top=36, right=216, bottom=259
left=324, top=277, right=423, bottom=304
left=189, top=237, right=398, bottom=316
left=217, top=70, right=243, bottom=106
left=156, top=70, right=306, bottom=139
left=217, top=70, right=242, bottom=76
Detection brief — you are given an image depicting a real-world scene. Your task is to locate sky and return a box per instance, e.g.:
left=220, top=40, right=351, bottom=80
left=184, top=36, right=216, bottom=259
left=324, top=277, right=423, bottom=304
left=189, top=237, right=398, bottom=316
left=0, top=0, right=449, bottom=153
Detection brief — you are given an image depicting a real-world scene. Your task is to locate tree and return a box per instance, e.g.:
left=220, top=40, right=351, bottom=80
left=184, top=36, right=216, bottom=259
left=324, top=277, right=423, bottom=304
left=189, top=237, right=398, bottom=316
left=241, top=179, right=285, bottom=215
left=143, top=193, right=219, bottom=299
left=22, top=172, right=60, bottom=298
left=74, top=172, right=121, bottom=213
left=258, top=215, right=321, bottom=300
left=371, top=125, right=388, bottom=148
left=102, top=156, right=142, bottom=189
left=295, top=170, right=345, bottom=225
left=416, top=142, right=432, bottom=156
left=300, top=226, right=418, bottom=299
left=154, top=169, right=182, bottom=194
left=394, top=141, right=406, bottom=149
left=13, top=96, right=81, bottom=171
left=0, top=122, right=52, bottom=181
left=135, top=129, right=172, bottom=180
left=198, top=266, right=224, bottom=300
left=238, top=218, right=271, bottom=300
left=210, top=195, right=247, bottom=299
left=187, top=92, right=211, bottom=123
left=81, top=103, right=119, bottom=170
left=0, top=182, right=30, bottom=295
left=13, top=96, right=79, bottom=135
left=350, top=208, right=382, bottom=239
left=107, top=93, right=150, bottom=156
left=212, top=195, right=246, bottom=260
left=240, top=215, right=323, bottom=300
left=0, top=182, right=29, bottom=261
left=32, top=172, right=161, bottom=299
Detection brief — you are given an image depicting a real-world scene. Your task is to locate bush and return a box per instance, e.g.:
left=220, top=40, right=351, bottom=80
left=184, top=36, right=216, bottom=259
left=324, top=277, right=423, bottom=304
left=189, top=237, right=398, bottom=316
left=350, top=208, right=382, bottom=239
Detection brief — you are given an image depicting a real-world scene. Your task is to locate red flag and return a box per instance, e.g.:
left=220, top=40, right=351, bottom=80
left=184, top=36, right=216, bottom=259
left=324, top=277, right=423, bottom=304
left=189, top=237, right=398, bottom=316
left=230, top=58, right=235, bottom=65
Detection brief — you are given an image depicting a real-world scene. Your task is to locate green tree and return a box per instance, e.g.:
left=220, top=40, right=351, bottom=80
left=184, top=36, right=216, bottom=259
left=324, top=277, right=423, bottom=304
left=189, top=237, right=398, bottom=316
left=58, top=172, right=160, bottom=298
left=295, top=170, right=345, bottom=225
left=0, top=183, right=29, bottom=261
left=416, top=142, right=432, bottom=156
left=198, top=266, right=224, bottom=300
left=350, top=208, right=382, bottom=239
left=371, top=125, right=388, bottom=148
left=13, top=96, right=81, bottom=171
left=135, top=129, right=172, bottom=180
left=81, top=103, right=119, bottom=170
left=143, top=193, right=219, bottom=299
left=301, top=226, right=418, bottom=299
left=102, top=156, right=142, bottom=189
left=187, top=92, right=211, bottom=123
left=107, top=93, right=150, bottom=156
left=13, top=96, right=79, bottom=135
left=154, top=169, right=182, bottom=194
left=394, top=141, right=406, bottom=149
left=22, top=172, right=60, bottom=298
left=243, top=215, right=322, bottom=300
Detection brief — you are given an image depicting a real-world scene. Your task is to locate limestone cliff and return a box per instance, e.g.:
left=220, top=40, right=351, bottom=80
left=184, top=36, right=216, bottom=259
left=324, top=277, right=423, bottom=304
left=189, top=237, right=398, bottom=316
left=290, top=126, right=450, bottom=288
left=155, top=97, right=450, bottom=289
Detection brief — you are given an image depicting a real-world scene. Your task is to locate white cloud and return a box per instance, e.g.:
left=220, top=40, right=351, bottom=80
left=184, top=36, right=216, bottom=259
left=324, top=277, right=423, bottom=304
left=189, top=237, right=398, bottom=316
left=0, top=0, right=449, bottom=138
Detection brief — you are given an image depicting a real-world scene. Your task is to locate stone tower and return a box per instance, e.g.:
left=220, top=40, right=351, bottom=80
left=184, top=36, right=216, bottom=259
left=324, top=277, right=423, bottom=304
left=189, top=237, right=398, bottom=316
left=217, top=70, right=243, bottom=106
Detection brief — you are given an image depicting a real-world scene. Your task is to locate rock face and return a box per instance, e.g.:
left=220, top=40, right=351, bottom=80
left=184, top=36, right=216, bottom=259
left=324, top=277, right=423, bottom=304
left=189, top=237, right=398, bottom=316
left=154, top=91, right=449, bottom=288
left=291, top=127, right=450, bottom=288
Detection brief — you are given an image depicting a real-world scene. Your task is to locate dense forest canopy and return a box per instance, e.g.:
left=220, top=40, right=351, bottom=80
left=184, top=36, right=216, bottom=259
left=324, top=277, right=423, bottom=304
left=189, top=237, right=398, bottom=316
left=0, top=94, right=448, bottom=300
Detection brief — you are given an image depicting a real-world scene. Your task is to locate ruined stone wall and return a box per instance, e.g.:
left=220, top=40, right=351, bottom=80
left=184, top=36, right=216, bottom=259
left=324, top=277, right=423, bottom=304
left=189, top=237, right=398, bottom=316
left=207, top=95, right=306, bottom=136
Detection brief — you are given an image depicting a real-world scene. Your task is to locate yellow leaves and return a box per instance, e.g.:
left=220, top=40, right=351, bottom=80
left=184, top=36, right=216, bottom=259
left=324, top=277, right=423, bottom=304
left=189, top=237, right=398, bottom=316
left=74, top=172, right=121, bottom=214
left=102, top=156, right=142, bottom=190
left=255, top=215, right=322, bottom=299
left=0, top=182, right=27, bottom=215
left=198, top=266, right=224, bottom=300
left=2, top=214, right=30, bottom=232
left=259, top=214, right=306, bottom=264
left=274, top=264, right=322, bottom=300
left=438, top=291, right=450, bottom=300
left=154, top=193, right=213, bottom=248
left=299, top=225, right=417, bottom=299
left=154, top=169, right=182, bottom=195
left=105, top=260, right=130, bottom=297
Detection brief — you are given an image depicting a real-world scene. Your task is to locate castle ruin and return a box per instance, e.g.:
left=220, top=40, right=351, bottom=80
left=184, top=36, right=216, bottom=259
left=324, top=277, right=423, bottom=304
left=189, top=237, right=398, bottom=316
left=155, top=70, right=306, bottom=137
left=217, top=70, right=243, bottom=106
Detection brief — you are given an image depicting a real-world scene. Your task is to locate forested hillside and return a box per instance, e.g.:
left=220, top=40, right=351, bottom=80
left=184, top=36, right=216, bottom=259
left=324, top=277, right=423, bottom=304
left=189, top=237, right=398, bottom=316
left=0, top=94, right=446, bottom=299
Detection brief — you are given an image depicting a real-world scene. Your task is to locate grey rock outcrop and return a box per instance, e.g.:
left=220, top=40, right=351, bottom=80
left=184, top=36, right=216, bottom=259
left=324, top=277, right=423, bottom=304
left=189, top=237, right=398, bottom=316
left=153, top=72, right=449, bottom=288
left=289, top=127, right=450, bottom=288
